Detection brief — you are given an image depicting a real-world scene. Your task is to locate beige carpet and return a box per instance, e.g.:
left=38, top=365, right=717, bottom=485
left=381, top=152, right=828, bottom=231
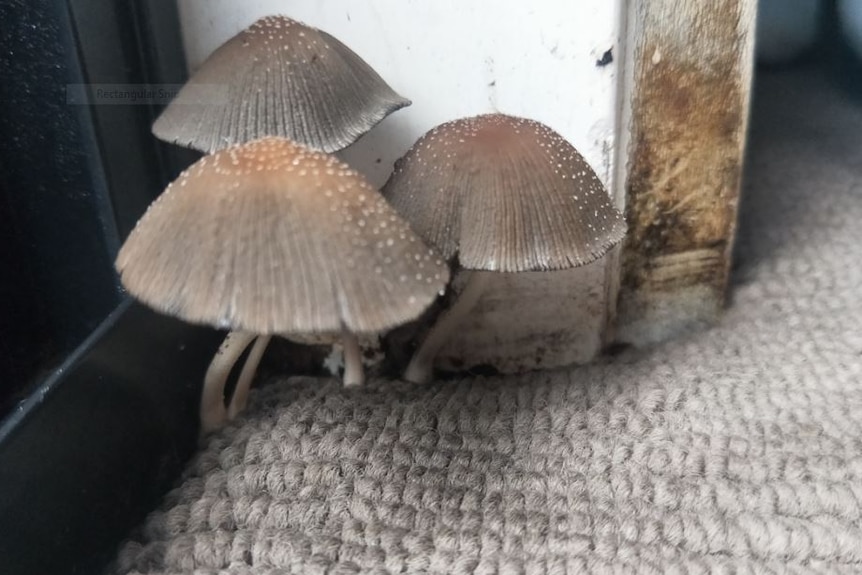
left=112, top=68, right=862, bottom=574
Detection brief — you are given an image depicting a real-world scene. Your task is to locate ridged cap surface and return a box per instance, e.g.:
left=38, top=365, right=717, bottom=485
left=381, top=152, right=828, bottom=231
left=383, top=113, right=627, bottom=272
left=153, top=16, right=410, bottom=153
left=117, top=137, right=448, bottom=335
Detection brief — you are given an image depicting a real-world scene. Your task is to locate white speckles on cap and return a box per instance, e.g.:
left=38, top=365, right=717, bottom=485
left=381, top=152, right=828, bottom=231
left=152, top=15, right=411, bottom=155
left=115, top=136, right=449, bottom=336
left=382, top=113, right=627, bottom=272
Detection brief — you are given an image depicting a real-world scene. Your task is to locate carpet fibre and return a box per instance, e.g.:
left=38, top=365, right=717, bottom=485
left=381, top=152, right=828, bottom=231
left=113, top=69, right=862, bottom=574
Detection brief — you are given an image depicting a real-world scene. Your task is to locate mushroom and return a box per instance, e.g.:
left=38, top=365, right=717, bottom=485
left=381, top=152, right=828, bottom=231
left=116, top=136, right=449, bottom=432
left=382, top=113, right=627, bottom=383
left=153, top=15, right=410, bottom=154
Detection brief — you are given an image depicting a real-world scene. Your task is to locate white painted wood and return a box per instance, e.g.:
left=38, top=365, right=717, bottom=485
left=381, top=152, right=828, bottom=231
left=178, top=1, right=622, bottom=187
left=177, top=0, right=625, bottom=373
left=437, top=264, right=608, bottom=373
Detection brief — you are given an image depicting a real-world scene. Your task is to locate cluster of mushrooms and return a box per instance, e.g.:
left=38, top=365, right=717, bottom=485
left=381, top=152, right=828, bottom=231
left=115, top=15, right=626, bottom=434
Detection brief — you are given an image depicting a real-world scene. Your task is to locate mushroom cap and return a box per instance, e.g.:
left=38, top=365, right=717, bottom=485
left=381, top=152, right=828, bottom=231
left=382, top=113, right=627, bottom=272
left=152, top=15, right=410, bottom=154
left=116, top=137, right=449, bottom=335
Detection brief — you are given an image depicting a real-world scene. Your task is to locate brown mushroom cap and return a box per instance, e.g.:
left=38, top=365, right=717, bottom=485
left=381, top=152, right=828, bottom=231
left=382, top=113, right=627, bottom=272
left=152, top=15, right=410, bottom=154
left=116, top=137, right=448, bottom=335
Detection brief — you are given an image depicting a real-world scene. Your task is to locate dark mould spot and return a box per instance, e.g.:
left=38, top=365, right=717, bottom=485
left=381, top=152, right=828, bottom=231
left=488, top=80, right=496, bottom=87
left=596, top=48, right=613, bottom=67
left=639, top=203, right=690, bottom=257
left=466, top=363, right=500, bottom=377
left=534, top=345, right=546, bottom=365
left=436, top=369, right=460, bottom=381
left=604, top=342, right=631, bottom=357
left=436, top=362, right=500, bottom=380
left=375, top=158, right=382, bottom=164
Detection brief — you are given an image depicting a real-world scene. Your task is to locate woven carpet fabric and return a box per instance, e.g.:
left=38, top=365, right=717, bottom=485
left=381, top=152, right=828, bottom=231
left=112, top=68, right=862, bottom=574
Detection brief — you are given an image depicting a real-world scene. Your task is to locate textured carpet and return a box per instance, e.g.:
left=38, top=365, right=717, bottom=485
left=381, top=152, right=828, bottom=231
left=112, top=68, right=862, bottom=574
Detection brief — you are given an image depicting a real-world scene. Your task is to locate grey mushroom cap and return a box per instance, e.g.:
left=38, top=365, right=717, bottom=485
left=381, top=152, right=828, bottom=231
left=116, top=137, right=448, bottom=335
left=382, top=113, right=627, bottom=272
left=152, top=15, right=411, bottom=154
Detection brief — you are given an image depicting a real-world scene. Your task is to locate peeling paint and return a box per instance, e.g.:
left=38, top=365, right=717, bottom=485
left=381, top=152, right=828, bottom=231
left=596, top=47, right=614, bottom=66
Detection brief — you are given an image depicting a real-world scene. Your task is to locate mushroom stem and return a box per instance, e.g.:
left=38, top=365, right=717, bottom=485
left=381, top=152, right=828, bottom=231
left=342, top=330, right=364, bottom=387
left=227, top=334, right=272, bottom=420
left=200, top=331, right=256, bottom=434
left=404, top=270, right=491, bottom=384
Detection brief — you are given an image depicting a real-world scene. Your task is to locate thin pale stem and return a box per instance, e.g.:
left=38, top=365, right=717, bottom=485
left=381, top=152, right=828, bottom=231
left=342, top=330, right=364, bottom=387
left=404, top=270, right=491, bottom=384
left=200, top=331, right=255, bottom=434
left=227, top=334, right=272, bottom=420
